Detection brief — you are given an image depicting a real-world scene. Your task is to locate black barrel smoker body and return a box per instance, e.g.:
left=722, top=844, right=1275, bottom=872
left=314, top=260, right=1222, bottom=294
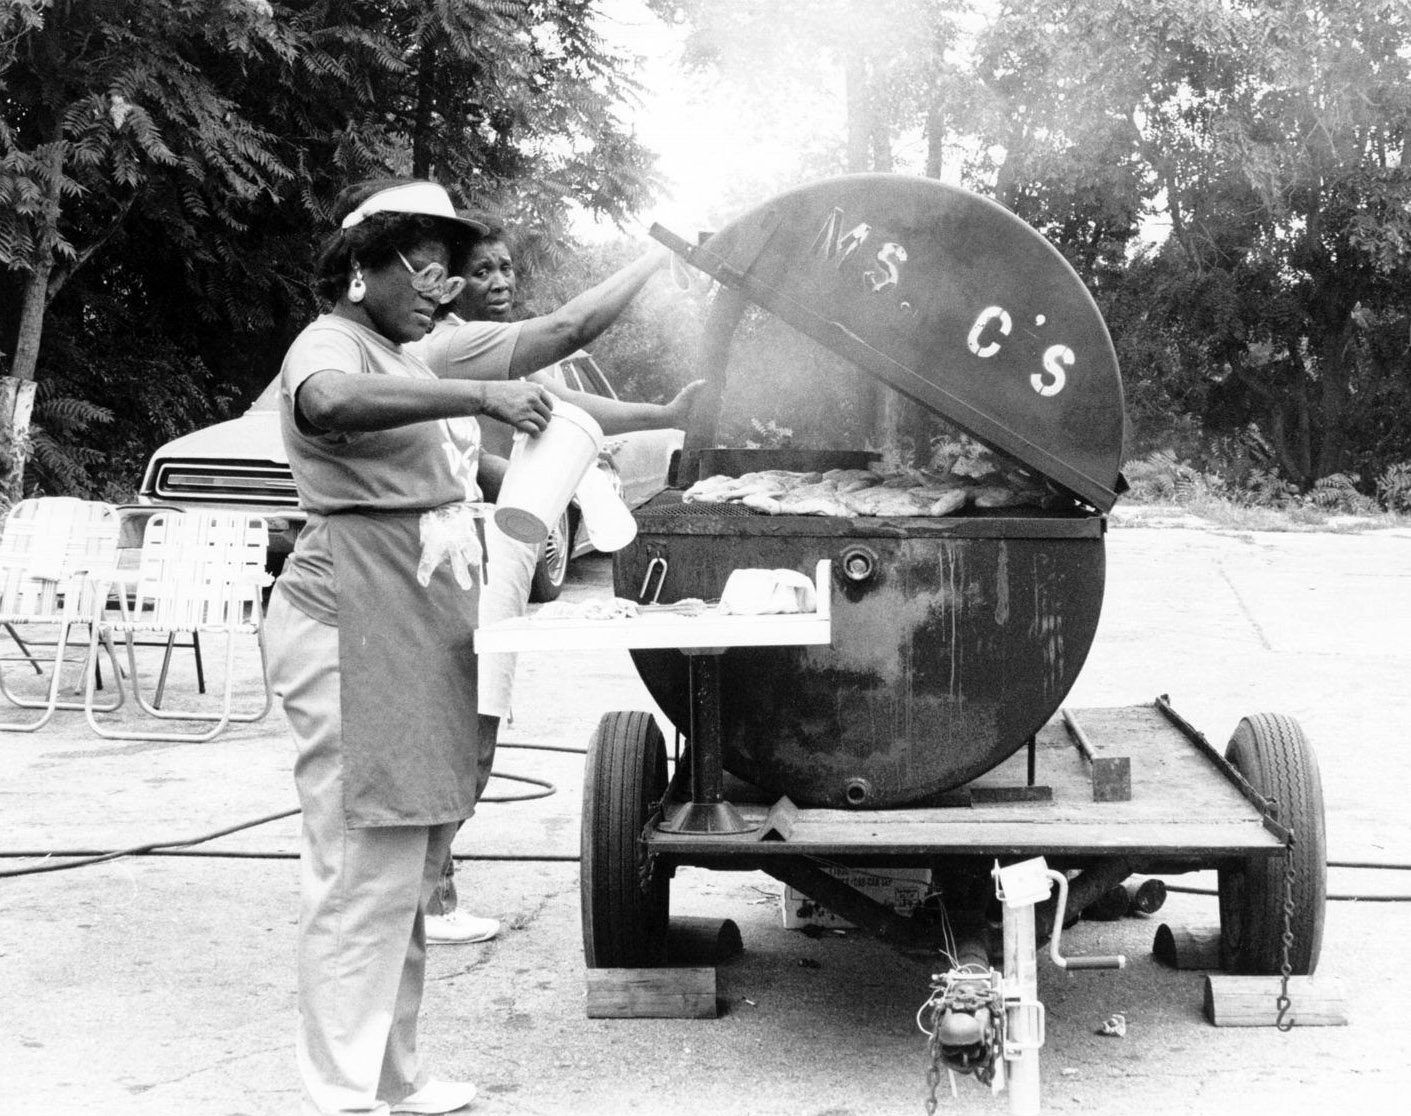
left=620, top=173, right=1125, bottom=810
left=622, top=515, right=1105, bottom=809
left=575, top=176, right=1325, bottom=1106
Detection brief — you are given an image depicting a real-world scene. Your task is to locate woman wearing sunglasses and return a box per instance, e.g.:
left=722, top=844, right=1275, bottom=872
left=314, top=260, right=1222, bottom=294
left=265, top=178, right=553, bottom=1116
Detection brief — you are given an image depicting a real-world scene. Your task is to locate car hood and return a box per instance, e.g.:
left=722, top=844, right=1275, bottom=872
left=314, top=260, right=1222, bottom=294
left=154, top=410, right=287, bottom=464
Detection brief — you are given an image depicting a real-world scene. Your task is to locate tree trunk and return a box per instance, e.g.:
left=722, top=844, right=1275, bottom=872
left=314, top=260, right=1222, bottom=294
left=0, top=137, right=62, bottom=501
left=844, top=50, right=869, bottom=173
left=6, top=135, right=62, bottom=387
left=0, top=377, right=38, bottom=506
left=8, top=257, right=54, bottom=388
left=924, top=105, right=944, bottom=179
left=0, top=266, right=51, bottom=504
left=1315, top=321, right=1356, bottom=479
left=870, top=111, right=892, bottom=172
left=410, top=39, right=439, bottom=179
left=1292, top=359, right=1314, bottom=486
left=993, top=118, right=1025, bottom=211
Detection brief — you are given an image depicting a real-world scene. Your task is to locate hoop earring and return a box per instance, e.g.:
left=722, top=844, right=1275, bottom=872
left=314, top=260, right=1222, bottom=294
left=348, top=268, right=366, bottom=304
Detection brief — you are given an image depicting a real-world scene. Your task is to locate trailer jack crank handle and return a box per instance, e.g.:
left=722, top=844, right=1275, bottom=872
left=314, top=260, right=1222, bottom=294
left=1042, top=868, right=1128, bottom=972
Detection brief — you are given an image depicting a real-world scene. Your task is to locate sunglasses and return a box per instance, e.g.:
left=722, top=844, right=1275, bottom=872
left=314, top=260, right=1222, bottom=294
left=396, top=250, right=467, bottom=304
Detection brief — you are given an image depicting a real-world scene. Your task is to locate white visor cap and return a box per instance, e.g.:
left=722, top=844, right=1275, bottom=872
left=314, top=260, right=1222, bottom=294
left=340, top=182, right=488, bottom=236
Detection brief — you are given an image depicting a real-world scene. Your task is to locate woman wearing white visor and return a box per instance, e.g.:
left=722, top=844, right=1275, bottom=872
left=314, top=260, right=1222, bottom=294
left=267, top=178, right=552, bottom=1115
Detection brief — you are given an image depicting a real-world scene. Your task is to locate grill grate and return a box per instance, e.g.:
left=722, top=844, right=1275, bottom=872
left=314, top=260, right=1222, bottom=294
left=637, top=500, right=761, bottom=520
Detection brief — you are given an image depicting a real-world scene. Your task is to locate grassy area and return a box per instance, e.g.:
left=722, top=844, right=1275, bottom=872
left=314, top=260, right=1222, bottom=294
left=1111, top=497, right=1411, bottom=533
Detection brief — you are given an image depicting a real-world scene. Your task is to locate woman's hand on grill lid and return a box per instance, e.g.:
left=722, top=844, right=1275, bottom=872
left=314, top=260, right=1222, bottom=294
left=480, top=380, right=554, bottom=434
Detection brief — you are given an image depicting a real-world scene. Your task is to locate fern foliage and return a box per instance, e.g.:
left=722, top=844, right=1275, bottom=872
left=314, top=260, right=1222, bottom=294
left=1377, top=462, right=1411, bottom=514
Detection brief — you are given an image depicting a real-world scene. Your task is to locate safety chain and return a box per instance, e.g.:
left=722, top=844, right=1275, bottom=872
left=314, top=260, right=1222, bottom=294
left=918, top=972, right=1005, bottom=1112
left=637, top=802, right=664, bottom=894
left=924, top=1027, right=944, bottom=1115
left=1275, top=834, right=1298, bottom=1032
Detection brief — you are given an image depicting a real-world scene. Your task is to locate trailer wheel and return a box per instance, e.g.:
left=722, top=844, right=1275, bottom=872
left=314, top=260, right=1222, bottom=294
left=1217, top=713, right=1327, bottom=975
left=581, top=710, right=670, bottom=968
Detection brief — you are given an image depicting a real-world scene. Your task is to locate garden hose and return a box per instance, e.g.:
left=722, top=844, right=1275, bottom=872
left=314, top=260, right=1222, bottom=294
left=0, top=739, right=587, bottom=878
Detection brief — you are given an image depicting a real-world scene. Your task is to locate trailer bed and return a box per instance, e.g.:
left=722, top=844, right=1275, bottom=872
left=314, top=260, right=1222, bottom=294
left=647, top=703, right=1285, bottom=860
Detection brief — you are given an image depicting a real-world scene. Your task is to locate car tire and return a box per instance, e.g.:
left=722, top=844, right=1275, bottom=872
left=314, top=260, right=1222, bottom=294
left=528, top=507, right=575, bottom=603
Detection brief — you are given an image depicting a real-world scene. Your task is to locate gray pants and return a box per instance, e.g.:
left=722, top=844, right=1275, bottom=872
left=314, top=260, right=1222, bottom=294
left=267, top=591, right=459, bottom=1115
left=427, top=712, right=498, bottom=918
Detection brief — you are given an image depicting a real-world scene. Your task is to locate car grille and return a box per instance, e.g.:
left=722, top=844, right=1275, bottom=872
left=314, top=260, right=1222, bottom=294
left=151, top=461, right=300, bottom=508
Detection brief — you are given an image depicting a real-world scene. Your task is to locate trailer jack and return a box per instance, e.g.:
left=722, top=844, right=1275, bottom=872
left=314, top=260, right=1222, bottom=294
left=918, top=858, right=1126, bottom=1115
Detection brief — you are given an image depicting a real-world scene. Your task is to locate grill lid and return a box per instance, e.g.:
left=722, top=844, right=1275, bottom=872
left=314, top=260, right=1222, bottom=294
left=653, top=173, right=1126, bottom=512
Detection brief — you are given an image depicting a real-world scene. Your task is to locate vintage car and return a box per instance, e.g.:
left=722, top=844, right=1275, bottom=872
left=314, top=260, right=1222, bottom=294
left=136, top=352, right=683, bottom=601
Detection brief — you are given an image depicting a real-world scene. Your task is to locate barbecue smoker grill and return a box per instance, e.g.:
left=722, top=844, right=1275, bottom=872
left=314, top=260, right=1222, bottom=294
left=481, top=174, right=1327, bottom=1115
left=623, top=171, right=1123, bottom=811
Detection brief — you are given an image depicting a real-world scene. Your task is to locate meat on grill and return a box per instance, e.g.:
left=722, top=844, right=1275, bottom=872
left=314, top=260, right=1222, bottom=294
left=682, top=463, right=1047, bottom=517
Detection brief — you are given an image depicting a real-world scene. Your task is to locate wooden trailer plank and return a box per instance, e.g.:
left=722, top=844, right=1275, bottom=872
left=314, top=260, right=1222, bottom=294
left=648, top=818, right=1278, bottom=858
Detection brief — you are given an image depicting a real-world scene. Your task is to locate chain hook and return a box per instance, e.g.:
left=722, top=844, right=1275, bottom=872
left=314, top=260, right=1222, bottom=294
left=1275, top=834, right=1298, bottom=1032
left=1275, top=982, right=1294, bottom=1031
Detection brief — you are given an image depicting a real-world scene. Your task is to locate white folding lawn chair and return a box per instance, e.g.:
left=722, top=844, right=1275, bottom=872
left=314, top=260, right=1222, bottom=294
left=0, top=497, right=126, bottom=731
left=83, top=509, right=273, bottom=742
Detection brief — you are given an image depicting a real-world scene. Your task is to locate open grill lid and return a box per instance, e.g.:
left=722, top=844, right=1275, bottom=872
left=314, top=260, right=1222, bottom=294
left=653, top=173, right=1126, bottom=512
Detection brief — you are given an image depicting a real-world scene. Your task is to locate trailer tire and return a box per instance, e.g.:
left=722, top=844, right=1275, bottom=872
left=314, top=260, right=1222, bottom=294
left=1217, top=713, right=1326, bottom=975
left=581, top=710, right=670, bottom=968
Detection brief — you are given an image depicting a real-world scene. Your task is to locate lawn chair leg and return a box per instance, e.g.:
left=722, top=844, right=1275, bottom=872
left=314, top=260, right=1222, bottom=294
left=191, top=630, right=205, bottom=694
left=153, top=632, right=205, bottom=708
left=85, top=626, right=234, bottom=743
left=0, top=624, right=73, bottom=731
left=67, top=622, right=112, bottom=698
left=155, top=634, right=175, bottom=709
left=3, top=622, right=45, bottom=675
left=1, top=623, right=124, bottom=716
left=90, top=631, right=125, bottom=713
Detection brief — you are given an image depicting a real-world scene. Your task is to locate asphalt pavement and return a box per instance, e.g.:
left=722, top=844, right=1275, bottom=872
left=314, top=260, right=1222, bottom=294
left=3, top=518, right=1410, bottom=1115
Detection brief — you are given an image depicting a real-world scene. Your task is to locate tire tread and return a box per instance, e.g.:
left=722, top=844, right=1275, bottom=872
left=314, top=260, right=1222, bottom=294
left=1218, top=713, right=1326, bottom=975
left=581, top=710, right=669, bottom=968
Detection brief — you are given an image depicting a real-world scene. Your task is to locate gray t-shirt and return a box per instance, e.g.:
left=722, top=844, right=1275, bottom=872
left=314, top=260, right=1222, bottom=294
left=409, top=315, right=527, bottom=458
left=407, top=314, right=521, bottom=382
left=277, top=314, right=502, bottom=623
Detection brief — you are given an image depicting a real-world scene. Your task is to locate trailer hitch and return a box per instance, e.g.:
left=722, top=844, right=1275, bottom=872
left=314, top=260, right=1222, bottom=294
left=918, top=858, right=1126, bottom=1115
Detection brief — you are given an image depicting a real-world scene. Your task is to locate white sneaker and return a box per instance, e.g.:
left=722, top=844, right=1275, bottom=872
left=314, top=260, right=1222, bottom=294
left=425, top=910, right=500, bottom=945
left=391, top=1079, right=477, bottom=1113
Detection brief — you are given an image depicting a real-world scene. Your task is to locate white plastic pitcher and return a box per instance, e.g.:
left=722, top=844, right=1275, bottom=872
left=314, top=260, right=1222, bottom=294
left=494, top=400, right=604, bottom=545
left=573, top=463, right=637, bottom=553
